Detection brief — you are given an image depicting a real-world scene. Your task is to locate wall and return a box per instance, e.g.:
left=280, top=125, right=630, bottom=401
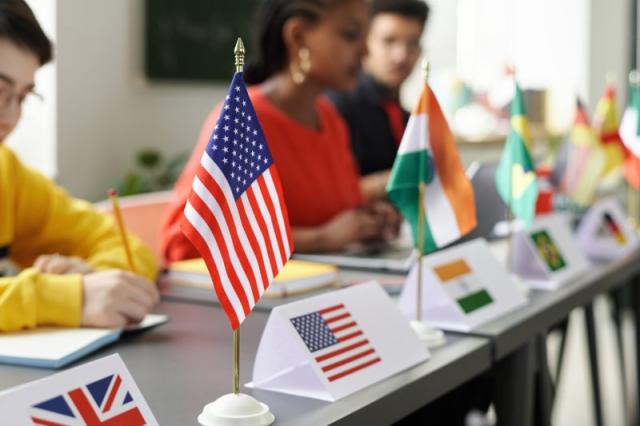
left=6, top=0, right=56, bottom=177
left=16, top=0, right=633, bottom=199
left=402, top=0, right=630, bottom=134
left=56, top=0, right=227, bottom=200
left=587, top=0, right=631, bottom=112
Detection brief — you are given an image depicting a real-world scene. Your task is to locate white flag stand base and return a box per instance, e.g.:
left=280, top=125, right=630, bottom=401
left=409, top=320, right=446, bottom=348
left=198, top=393, right=275, bottom=426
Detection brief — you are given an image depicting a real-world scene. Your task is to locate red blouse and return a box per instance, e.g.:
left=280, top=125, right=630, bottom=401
left=160, top=86, right=363, bottom=262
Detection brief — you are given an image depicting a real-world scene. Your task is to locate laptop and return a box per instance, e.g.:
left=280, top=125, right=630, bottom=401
left=454, top=161, right=510, bottom=244
left=295, top=162, right=508, bottom=271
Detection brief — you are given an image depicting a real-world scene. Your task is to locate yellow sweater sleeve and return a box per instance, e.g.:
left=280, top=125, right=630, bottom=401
left=0, top=270, right=83, bottom=330
left=0, top=148, right=158, bottom=331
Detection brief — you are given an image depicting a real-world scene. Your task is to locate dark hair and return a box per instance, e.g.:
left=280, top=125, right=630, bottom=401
left=245, top=0, right=342, bottom=85
left=0, top=0, right=52, bottom=65
left=370, top=0, right=429, bottom=25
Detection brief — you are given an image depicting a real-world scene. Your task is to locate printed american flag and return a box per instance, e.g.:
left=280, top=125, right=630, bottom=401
left=30, top=374, right=147, bottom=426
left=181, top=72, right=293, bottom=329
left=290, top=304, right=382, bottom=382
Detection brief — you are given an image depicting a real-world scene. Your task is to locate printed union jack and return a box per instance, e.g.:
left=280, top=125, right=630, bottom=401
left=30, top=374, right=146, bottom=426
left=181, top=72, right=293, bottom=330
left=290, top=304, right=382, bottom=383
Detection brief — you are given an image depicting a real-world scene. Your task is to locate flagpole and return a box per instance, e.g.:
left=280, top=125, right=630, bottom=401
left=505, top=71, right=516, bottom=272
left=415, top=60, right=430, bottom=322
left=197, top=36, right=276, bottom=426
left=232, top=37, right=245, bottom=396
left=417, top=182, right=426, bottom=322
left=506, top=185, right=514, bottom=272
left=233, top=326, right=240, bottom=394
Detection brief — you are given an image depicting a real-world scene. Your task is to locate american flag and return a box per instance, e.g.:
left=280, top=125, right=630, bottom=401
left=30, top=374, right=147, bottom=426
left=181, top=72, right=293, bottom=329
left=290, top=304, right=382, bottom=383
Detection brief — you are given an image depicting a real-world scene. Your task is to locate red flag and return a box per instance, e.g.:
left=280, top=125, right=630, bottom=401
left=180, top=72, right=293, bottom=329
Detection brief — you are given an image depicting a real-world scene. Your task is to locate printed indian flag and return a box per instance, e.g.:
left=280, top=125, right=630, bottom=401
left=433, top=259, right=493, bottom=314
left=495, top=82, right=538, bottom=226
left=620, top=79, right=640, bottom=189
left=563, top=99, right=606, bottom=206
left=386, top=84, right=476, bottom=255
left=594, top=85, right=626, bottom=178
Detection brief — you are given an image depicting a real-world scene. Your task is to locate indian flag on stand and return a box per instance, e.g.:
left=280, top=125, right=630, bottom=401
left=495, top=82, right=538, bottom=226
left=620, top=76, right=640, bottom=189
left=386, top=84, right=476, bottom=255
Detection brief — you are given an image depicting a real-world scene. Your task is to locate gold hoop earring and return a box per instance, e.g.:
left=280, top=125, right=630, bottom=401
left=290, top=47, right=311, bottom=85
left=299, top=47, right=311, bottom=73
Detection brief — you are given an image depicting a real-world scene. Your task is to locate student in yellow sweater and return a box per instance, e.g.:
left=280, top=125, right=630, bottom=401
left=0, top=0, right=159, bottom=331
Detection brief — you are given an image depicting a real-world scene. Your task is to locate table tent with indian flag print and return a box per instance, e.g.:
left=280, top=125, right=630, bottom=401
left=398, top=239, right=527, bottom=332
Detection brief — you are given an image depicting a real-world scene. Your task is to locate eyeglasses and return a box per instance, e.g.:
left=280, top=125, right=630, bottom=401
left=0, top=82, right=43, bottom=114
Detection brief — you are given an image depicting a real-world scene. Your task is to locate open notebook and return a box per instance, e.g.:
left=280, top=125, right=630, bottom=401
left=0, top=314, right=168, bottom=369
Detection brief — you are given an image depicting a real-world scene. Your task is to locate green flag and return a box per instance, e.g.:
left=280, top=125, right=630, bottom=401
left=495, top=83, right=538, bottom=226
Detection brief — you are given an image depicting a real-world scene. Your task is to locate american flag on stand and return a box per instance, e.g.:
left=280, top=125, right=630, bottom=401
left=181, top=72, right=293, bottom=329
left=30, top=374, right=147, bottom=426
left=290, top=304, right=382, bottom=383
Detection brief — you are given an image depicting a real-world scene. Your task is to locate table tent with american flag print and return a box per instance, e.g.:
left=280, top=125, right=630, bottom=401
left=250, top=283, right=429, bottom=401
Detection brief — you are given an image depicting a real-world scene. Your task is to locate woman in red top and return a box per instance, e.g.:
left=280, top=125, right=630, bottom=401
left=161, top=0, right=399, bottom=261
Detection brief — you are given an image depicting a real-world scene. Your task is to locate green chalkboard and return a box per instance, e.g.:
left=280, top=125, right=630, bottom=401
left=145, top=0, right=259, bottom=82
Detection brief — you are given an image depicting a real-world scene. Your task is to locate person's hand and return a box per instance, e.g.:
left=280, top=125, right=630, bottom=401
left=360, top=170, right=391, bottom=202
left=80, top=270, right=159, bottom=328
left=319, top=209, right=383, bottom=252
left=365, top=200, right=402, bottom=241
left=34, top=254, right=94, bottom=275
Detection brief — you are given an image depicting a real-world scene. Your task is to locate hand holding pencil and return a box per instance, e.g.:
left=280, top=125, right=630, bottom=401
left=79, top=189, right=159, bottom=328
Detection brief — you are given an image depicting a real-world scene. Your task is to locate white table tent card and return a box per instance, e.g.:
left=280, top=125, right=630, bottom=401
left=511, top=213, right=590, bottom=290
left=398, top=238, right=527, bottom=332
left=250, top=282, right=429, bottom=401
left=0, top=354, right=157, bottom=425
left=576, top=197, right=640, bottom=260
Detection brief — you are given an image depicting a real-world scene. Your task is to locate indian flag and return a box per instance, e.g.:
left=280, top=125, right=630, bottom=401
left=386, top=84, right=476, bottom=255
left=620, top=78, right=640, bottom=189
left=495, top=82, right=538, bottom=226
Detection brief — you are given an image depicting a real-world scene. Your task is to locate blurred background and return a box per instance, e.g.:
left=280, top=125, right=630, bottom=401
left=7, top=0, right=635, bottom=202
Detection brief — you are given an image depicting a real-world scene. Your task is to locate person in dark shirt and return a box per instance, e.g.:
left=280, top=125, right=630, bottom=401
left=329, top=0, right=429, bottom=201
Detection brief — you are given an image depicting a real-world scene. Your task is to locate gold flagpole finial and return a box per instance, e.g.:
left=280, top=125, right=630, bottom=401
left=629, top=70, right=640, bottom=87
left=422, top=59, right=430, bottom=84
left=234, top=38, right=245, bottom=73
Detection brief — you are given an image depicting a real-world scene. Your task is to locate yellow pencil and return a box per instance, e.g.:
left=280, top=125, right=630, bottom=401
left=108, top=189, right=136, bottom=273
